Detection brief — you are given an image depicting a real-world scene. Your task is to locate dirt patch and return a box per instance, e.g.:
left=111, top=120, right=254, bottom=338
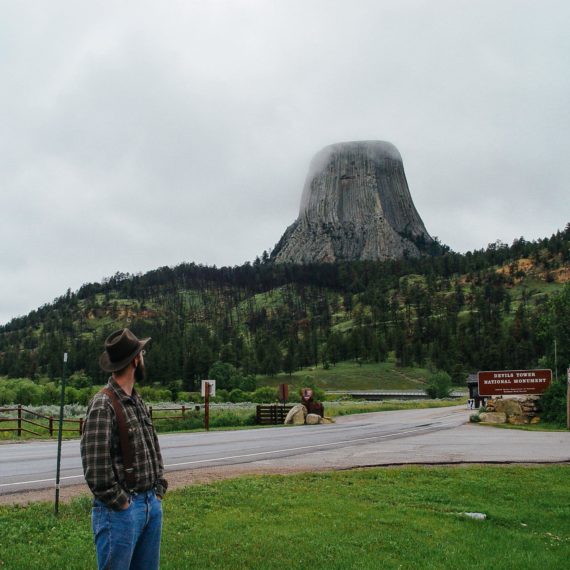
left=0, top=465, right=324, bottom=507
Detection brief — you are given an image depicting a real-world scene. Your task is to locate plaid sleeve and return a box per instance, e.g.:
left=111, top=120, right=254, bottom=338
left=80, top=396, right=130, bottom=510
left=152, top=426, right=168, bottom=498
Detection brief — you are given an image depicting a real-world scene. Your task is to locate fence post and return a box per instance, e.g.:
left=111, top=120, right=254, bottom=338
left=149, top=406, right=153, bottom=420
left=17, top=404, right=22, bottom=437
left=181, top=405, right=185, bottom=417
left=49, top=416, right=54, bottom=437
left=79, top=417, right=84, bottom=435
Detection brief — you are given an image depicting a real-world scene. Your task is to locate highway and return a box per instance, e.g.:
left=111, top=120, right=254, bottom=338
left=1, top=405, right=569, bottom=497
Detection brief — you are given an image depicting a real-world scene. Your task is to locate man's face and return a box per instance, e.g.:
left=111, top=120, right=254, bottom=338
left=302, top=389, right=313, bottom=400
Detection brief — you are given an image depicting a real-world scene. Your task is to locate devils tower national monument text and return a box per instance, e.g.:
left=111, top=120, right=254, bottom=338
left=272, top=141, right=432, bottom=263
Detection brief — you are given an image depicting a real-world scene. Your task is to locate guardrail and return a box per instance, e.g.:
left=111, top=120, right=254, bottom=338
left=325, top=391, right=467, bottom=401
left=0, top=405, right=83, bottom=437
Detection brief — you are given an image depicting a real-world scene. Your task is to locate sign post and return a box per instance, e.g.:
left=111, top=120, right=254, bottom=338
left=278, top=383, right=288, bottom=403
left=54, top=352, right=68, bottom=515
left=201, top=380, right=216, bottom=432
left=567, top=368, right=570, bottom=431
left=204, top=383, right=210, bottom=431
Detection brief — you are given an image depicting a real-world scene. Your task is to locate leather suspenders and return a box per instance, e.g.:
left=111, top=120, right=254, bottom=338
left=101, top=387, right=136, bottom=490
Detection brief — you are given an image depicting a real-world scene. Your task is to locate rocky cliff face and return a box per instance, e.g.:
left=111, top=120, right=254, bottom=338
left=272, top=141, right=432, bottom=264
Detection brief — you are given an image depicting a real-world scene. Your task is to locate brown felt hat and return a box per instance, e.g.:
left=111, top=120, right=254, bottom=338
left=99, top=328, right=151, bottom=372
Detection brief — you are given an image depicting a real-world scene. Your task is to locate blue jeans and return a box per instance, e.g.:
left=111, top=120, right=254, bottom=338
left=92, top=489, right=163, bottom=570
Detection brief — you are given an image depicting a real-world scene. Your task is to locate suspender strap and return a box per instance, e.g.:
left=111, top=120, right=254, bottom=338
left=101, top=387, right=136, bottom=490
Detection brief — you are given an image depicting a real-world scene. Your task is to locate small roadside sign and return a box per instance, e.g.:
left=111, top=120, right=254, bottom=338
left=278, top=383, right=288, bottom=402
left=201, top=380, right=216, bottom=397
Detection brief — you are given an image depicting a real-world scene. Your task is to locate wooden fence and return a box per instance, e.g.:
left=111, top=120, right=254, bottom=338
left=256, top=404, right=294, bottom=425
left=0, top=405, right=83, bottom=437
left=148, top=405, right=199, bottom=421
left=0, top=405, right=201, bottom=438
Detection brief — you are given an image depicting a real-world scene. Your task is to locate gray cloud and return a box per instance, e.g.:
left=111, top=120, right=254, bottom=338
left=1, top=0, right=569, bottom=323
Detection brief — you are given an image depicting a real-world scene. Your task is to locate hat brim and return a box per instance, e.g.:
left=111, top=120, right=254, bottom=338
left=99, top=337, right=151, bottom=373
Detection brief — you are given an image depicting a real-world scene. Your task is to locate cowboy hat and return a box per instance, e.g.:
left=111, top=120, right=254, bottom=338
left=99, top=328, right=151, bottom=372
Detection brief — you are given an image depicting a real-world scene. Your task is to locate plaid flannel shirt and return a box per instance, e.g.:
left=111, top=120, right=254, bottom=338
left=80, top=377, right=168, bottom=510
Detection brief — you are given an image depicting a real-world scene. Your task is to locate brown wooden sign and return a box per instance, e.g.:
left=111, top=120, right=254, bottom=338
left=278, top=383, right=289, bottom=402
left=478, top=369, right=552, bottom=396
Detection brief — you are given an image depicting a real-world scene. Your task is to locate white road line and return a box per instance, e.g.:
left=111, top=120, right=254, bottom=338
left=0, top=474, right=84, bottom=488
left=0, top=421, right=458, bottom=490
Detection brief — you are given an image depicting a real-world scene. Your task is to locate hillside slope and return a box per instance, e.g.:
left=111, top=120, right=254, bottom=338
left=0, top=225, right=568, bottom=392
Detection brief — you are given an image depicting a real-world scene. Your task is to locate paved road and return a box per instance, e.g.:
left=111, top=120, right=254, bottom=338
left=1, top=405, right=569, bottom=496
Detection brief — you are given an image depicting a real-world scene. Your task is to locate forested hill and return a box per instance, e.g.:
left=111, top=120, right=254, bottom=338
left=1, top=225, right=569, bottom=391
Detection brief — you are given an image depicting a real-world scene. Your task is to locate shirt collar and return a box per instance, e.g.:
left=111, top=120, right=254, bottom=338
left=108, top=376, right=139, bottom=403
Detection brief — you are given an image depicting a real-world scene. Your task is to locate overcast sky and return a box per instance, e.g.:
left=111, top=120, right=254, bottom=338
left=1, top=1, right=569, bottom=325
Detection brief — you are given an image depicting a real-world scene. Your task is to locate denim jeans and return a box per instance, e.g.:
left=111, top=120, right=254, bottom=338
left=92, top=489, right=163, bottom=570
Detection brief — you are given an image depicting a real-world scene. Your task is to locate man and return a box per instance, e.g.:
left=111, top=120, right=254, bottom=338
left=81, top=328, right=168, bottom=570
left=300, top=387, right=324, bottom=417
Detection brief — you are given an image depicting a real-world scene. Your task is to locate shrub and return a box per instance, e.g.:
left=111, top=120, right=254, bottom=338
left=251, top=386, right=278, bottom=403
left=176, top=391, right=192, bottom=402
left=64, top=387, right=80, bottom=405
left=14, top=380, right=43, bottom=405
left=139, top=386, right=173, bottom=402
left=229, top=388, right=248, bottom=403
left=212, top=389, right=229, bottom=403
left=426, top=372, right=452, bottom=399
left=41, top=382, right=59, bottom=405
left=237, top=374, right=256, bottom=392
left=0, top=387, right=16, bottom=405
left=538, top=382, right=567, bottom=425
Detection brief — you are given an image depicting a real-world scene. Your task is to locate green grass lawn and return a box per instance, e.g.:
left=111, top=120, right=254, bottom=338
left=257, top=359, right=431, bottom=391
left=0, top=466, right=568, bottom=569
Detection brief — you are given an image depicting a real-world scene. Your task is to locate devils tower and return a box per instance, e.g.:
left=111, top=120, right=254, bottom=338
left=271, top=141, right=432, bottom=263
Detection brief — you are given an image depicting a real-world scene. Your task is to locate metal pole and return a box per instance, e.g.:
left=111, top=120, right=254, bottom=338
left=554, top=339, right=558, bottom=383
left=54, top=352, right=68, bottom=515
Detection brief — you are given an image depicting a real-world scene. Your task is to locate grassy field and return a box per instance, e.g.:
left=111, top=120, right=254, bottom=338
left=257, top=359, right=431, bottom=391
left=0, top=465, right=568, bottom=569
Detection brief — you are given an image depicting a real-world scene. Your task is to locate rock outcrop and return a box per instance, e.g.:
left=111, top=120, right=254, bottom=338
left=272, top=141, right=433, bottom=264
left=284, top=404, right=307, bottom=425
left=475, top=396, right=541, bottom=425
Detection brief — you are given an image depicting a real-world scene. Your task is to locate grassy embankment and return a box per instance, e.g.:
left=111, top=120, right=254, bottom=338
left=1, top=465, right=568, bottom=569
left=257, top=358, right=432, bottom=391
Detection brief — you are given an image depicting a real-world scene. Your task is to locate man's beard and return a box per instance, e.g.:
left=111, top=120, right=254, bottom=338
left=135, top=361, right=145, bottom=382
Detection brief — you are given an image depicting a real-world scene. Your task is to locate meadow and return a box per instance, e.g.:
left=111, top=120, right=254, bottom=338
left=0, top=465, right=568, bottom=569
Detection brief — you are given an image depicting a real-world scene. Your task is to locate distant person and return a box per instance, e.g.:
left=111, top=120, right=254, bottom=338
left=300, top=387, right=324, bottom=417
left=81, top=328, right=168, bottom=570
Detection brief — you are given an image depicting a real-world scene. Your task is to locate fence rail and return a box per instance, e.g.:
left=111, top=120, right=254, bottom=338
left=0, top=405, right=83, bottom=437
left=256, top=404, right=294, bottom=425
left=148, top=405, right=198, bottom=421
left=0, top=405, right=200, bottom=438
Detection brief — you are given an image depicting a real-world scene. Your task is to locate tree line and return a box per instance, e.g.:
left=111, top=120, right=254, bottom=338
left=0, top=225, right=568, bottom=394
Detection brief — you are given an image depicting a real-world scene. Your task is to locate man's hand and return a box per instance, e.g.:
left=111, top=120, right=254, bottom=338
left=120, top=500, right=131, bottom=510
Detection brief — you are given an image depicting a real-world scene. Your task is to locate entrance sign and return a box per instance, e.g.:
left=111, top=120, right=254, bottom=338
left=478, top=369, right=551, bottom=396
